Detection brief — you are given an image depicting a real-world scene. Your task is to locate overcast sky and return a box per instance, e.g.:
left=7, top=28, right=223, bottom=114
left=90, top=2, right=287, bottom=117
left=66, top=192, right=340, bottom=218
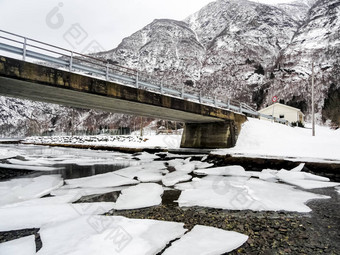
left=0, top=0, right=294, bottom=53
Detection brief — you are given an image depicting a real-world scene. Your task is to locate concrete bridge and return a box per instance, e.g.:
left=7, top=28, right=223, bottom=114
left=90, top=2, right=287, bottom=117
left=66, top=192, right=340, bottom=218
left=0, top=55, right=246, bottom=148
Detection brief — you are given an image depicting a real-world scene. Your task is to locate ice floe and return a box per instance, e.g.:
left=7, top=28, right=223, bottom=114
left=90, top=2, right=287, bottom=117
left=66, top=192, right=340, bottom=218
left=0, top=194, right=81, bottom=208
left=0, top=163, right=64, bottom=171
left=336, top=187, right=340, bottom=194
left=113, top=162, right=167, bottom=182
left=133, top=152, right=160, bottom=161
left=0, top=175, right=63, bottom=206
left=0, top=202, right=114, bottom=231
left=276, top=170, right=330, bottom=182
left=51, top=186, right=126, bottom=197
left=194, top=165, right=250, bottom=176
left=0, top=148, right=19, bottom=160
left=166, top=158, right=185, bottom=168
left=174, top=162, right=196, bottom=173
left=162, top=171, right=192, bottom=187
left=65, top=172, right=139, bottom=188
left=194, top=161, right=214, bottom=169
left=37, top=216, right=186, bottom=255
left=278, top=178, right=340, bottom=190
left=0, top=235, right=36, bottom=255
left=163, top=225, right=248, bottom=255
left=290, top=163, right=305, bottom=172
left=177, top=176, right=329, bottom=212
left=114, top=183, right=163, bottom=210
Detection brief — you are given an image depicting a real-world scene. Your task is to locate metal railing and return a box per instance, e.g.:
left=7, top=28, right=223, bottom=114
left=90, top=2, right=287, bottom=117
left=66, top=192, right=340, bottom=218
left=0, top=29, right=287, bottom=124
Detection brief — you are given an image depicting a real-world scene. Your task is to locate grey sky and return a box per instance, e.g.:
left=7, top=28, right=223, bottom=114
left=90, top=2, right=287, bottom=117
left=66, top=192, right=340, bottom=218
left=0, top=0, right=294, bottom=53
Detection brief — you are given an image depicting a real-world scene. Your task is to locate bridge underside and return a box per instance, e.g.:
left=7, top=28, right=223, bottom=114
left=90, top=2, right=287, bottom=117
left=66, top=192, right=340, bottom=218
left=0, top=56, right=247, bottom=148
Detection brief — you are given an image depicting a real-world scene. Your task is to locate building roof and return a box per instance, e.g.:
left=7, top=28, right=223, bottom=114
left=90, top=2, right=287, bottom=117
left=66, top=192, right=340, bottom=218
left=259, top=103, right=305, bottom=115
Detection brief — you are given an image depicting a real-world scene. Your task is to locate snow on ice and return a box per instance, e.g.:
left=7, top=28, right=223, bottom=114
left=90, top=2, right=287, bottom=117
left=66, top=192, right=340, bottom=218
left=50, top=186, right=126, bottom=197
left=114, top=183, right=163, bottom=210
left=0, top=202, right=114, bottom=231
left=114, top=161, right=167, bottom=182
left=0, top=235, right=36, bottom=255
left=194, top=165, right=250, bottom=176
left=162, top=171, right=192, bottom=187
left=65, top=172, right=139, bottom=188
left=163, top=225, right=248, bottom=255
left=37, top=216, right=186, bottom=255
left=0, top=175, right=63, bottom=206
left=176, top=176, right=329, bottom=212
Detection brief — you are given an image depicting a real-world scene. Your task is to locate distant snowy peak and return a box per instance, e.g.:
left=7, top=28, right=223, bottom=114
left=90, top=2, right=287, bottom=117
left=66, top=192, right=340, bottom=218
left=99, top=19, right=204, bottom=71
left=276, top=0, right=318, bottom=23
left=185, top=0, right=298, bottom=49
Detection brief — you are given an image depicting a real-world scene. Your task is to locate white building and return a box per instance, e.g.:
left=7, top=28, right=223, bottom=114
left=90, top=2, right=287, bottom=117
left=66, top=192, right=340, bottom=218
left=259, top=103, right=304, bottom=124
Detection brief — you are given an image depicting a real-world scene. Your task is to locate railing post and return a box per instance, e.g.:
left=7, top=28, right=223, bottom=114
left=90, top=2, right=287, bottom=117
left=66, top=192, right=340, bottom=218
left=199, top=92, right=202, bottom=103
left=181, top=86, right=184, bottom=99
left=106, top=62, right=109, bottom=81
left=136, top=72, right=139, bottom=88
left=160, top=82, right=163, bottom=94
left=69, top=51, right=73, bottom=71
left=214, top=96, right=217, bottom=107
left=227, top=98, right=230, bottom=109
left=23, top=38, right=27, bottom=61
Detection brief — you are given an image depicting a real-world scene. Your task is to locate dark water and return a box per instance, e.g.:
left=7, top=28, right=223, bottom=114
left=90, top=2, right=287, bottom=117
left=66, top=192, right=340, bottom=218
left=0, top=144, right=137, bottom=180
left=22, top=163, right=133, bottom=180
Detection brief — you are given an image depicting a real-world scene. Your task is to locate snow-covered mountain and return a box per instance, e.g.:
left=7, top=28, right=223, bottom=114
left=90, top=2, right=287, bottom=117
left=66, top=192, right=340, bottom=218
left=1, top=0, right=339, bottom=136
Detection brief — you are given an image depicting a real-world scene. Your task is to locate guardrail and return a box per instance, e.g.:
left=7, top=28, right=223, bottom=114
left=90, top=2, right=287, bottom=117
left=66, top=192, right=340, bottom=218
left=0, top=29, right=287, bottom=124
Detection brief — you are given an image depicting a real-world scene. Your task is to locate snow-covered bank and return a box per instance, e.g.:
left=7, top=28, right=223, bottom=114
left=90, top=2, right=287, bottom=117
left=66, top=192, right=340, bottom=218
left=213, top=118, right=340, bottom=163
left=24, top=134, right=182, bottom=150
left=23, top=118, right=340, bottom=163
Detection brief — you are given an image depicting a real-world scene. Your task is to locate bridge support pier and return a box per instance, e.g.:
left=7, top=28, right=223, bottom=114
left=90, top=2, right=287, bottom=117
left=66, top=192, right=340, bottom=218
left=180, top=119, right=244, bottom=149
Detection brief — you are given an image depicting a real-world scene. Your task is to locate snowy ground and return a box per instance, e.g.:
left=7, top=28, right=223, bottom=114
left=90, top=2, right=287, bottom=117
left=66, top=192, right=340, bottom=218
left=213, top=118, right=340, bottom=163
left=0, top=143, right=339, bottom=254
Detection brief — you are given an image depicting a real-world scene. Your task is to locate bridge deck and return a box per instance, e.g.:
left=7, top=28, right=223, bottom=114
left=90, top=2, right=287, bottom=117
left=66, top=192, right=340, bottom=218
left=0, top=56, right=245, bottom=124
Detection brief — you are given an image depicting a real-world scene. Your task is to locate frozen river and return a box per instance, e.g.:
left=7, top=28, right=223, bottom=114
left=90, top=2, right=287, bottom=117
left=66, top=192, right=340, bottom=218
left=0, top=144, right=339, bottom=254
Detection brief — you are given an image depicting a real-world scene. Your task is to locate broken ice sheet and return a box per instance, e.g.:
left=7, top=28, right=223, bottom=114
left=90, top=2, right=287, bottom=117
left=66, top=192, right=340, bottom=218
left=0, top=235, right=36, bottom=255
left=194, top=165, right=250, bottom=177
left=162, top=171, right=192, bottom=187
left=0, top=163, right=64, bottom=171
left=65, top=172, right=139, bottom=188
left=133, top=152, right=160, bottom=161
left=114, top=183, right=163, bottom=210
left=114, top=161, right=167, bottom=182
left=0, top=194, right=81, bottom=209
left=163, top=225, right=248, bottom=255
left=276, top=169, right=330, bottom=182
left=0, top=175, right=63, bottom=206
left=193, top=161, right=214, bottom=169
left=174, top=162, right=196, bottom=173
left=279, top=178, right=340, bottom=190
left=0, top=202, right=114, bottom=231
left=37, top=216, right=186, bottom=255
left=177, top=176, right=329, bottom=212
left=50, top=186, right=127, bottom=197
left=0, top=148, right=19, bottom=160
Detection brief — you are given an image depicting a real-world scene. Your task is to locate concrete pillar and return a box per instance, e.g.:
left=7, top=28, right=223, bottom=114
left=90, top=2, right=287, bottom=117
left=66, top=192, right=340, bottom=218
left=180, top=120, right=239, bottom=149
